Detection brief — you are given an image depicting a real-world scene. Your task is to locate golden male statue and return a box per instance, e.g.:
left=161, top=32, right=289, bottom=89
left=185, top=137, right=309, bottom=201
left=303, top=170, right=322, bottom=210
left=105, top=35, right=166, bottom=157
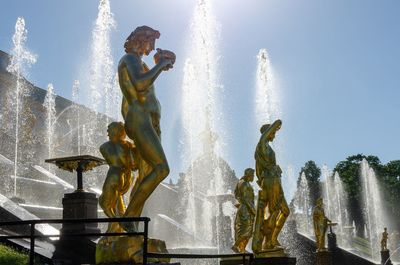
left=381, top=227, right=389, bottom=251
left=118, top=26, right=176, bottom=224
left=232, top=168, right=256, bottom=253
left=313, top=198, right=331, bottom=252
left=252, top=119, right=290, bottom=256
left=99, top=122, right=135, bottom=233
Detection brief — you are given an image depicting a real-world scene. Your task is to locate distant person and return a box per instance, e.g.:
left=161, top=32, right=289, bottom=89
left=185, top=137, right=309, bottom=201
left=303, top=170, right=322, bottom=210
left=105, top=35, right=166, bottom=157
left=99, top=122, right=135, bottom=233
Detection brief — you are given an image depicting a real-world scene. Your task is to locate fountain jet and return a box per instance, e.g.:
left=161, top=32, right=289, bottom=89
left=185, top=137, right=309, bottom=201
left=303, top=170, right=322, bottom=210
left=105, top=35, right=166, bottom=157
left=6, top=17, right=37, bottom=196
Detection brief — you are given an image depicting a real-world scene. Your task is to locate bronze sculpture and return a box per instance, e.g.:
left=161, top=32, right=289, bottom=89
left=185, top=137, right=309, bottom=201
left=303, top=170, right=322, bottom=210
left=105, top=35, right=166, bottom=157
left=118, top=26, right=175, bottom=223
left=381, top=227, right=389, bottom=251
left=252, top=119, right=290, bottom=256
left=96, top=26, right=174, bottom=264
left=312, top=198, right=331, bottom=252
left=99, top=122, right=135, bottom=233
left=232, top=168, right=256, bottom=253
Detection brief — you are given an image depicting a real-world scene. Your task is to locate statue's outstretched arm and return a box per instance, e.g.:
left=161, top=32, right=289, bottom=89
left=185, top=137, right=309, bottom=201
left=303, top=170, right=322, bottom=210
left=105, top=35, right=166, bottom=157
left=123, top=54, right=170, bottom=92
left=260, top=119, right=282, bottom=144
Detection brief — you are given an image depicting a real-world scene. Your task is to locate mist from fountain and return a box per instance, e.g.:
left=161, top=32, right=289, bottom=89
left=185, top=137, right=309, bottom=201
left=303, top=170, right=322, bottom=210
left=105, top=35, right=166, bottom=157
left=360, top=158, right=388, bottom=261
left=294, top=172, right=312, bottom=235
left=85, top=0, right=116, bottom=149
left=322, top=167, right=349, bottom=247
left=255, top=49, right=280, bottom=126
left=72, top=80, right=81, bottom=155
left=43, top=84, right=56, bottom=169
left=6, top=17, right=37, bottom=196
left=180, top=0, right=229, bottom=251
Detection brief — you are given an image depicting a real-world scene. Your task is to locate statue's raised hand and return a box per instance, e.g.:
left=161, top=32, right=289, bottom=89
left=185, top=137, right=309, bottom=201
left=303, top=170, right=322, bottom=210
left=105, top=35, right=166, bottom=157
left=154, top=48, right=176, bottom=70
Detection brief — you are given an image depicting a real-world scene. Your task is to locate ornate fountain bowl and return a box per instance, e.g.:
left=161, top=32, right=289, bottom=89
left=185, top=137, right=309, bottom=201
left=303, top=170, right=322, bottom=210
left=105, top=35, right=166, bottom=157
left=45, top=155, right=105, bottom=192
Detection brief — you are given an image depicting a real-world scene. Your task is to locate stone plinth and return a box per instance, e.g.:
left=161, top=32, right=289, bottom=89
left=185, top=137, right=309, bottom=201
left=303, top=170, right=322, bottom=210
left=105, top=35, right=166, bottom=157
left=252, top=257, right=296, bottom=265
left=61, top=191, right=100, bottom=235
left=96, top=236, right=169, bottom=264
left=316, top=251, right=332, bottom=265
left=327, top=233, right=337, bottom=251
left=381, top=250, right=393, bottom=265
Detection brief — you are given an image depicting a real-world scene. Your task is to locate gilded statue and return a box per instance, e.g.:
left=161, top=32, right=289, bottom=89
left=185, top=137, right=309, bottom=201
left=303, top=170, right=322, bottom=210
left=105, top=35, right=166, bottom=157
left=232, top=168, right=256, bottom=253
left=381, top=227, right=389, bottom=251
left=312, top=198, right=331, bottom=252
left=96, top=27, right=174, bottom=264
left=99, top=122, right=135, bottom=233
left=252, top=119, right=290, bottom=256
left=118, top=26, right=175, bottom=225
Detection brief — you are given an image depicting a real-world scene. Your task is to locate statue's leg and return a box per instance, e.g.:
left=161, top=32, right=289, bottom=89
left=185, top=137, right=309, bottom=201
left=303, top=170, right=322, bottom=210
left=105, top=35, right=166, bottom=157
left=124, top=127, right=169, bottom=218
left=271, top=197, right=289, bottom=246
left=99, top=173, right=120, bottom=218
left=252, top=190, right=267, bottom=253
left=263, top=208, right=279, bottom=249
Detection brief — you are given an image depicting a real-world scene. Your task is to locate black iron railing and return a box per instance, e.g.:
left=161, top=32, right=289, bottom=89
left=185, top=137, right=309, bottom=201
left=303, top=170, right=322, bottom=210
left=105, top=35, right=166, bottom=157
left=0, top=217, right=149, bottom=265
left=0, top=217, right=252, bottom=265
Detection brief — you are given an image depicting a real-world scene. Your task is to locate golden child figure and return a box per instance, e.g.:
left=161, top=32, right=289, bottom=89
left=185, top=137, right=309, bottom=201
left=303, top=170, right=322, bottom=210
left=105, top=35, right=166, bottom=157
left=99, top=122, right=135, bottom=233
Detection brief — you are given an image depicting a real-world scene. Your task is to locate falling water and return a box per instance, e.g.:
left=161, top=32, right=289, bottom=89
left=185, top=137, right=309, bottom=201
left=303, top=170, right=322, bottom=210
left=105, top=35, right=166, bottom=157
left=295, top=172, right=312, bottom=234
left=322, top=167, right=349, bottom=246
left=86, top=0, right=115, bottom=147
left=360, top=159, right=388, bottom=261
left=6, top=17, right=37, bottom=196
left=255, top=49, right=280, bottom=127
left=180, top=0, right=228, bottom=251
left=72, top=80, right=81, bottom=155
left=43, top=84, right=56, bottom=164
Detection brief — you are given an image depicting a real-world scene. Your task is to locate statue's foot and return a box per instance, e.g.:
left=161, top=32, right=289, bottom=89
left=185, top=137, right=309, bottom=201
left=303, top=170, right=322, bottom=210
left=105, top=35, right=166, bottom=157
left=231, top=245, right=241, bottom=253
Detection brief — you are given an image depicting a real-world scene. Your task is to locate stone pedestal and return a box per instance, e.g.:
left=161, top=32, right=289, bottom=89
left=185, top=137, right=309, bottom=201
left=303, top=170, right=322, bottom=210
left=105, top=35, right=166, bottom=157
left=52, top=191, right=100, bottom=265
left=252, top=257, right=296, bottom=265
left=316, top=251, right=332, bottom=265
left=61, top=191, right=100, bottom=235
left=381, top=250, right=393, bottom=265
left=327, top=232, right=337, bottom=251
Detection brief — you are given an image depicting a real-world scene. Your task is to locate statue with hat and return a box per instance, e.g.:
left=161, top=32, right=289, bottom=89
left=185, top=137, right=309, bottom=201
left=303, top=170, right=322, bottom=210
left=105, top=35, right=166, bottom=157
left=252, top=119, right=290, bottom=257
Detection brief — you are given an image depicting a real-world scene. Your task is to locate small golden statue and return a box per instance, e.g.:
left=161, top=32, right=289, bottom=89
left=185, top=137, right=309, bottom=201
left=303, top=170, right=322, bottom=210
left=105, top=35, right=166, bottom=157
left=118, top=26, right=175, bottom=223
left=232, top=168, right=256, bottom=253
left=381, top=227, right=389, bottom=251
left=99, top=122, right=135, bottom=233
left=313, top=198, right=331, bottom=252
left=252, top=119, right=290, bottom=257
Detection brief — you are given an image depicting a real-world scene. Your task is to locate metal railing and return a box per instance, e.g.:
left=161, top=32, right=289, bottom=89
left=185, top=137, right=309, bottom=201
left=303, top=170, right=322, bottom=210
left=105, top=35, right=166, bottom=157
left=0, top=217, right=149, bottom=265
left=0, top=217, right=252, bottom=265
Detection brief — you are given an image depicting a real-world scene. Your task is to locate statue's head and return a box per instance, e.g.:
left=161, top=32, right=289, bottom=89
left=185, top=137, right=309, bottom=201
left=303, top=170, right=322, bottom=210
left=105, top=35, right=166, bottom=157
left=260, top=119, right=282, bottom=141
left=107, top=122, right=126, bottom=142
left=316, top=197, right=323, bottom=207
left=124, top=26, right=160, bottom=56
left=244, top=168, right=255, bottom=182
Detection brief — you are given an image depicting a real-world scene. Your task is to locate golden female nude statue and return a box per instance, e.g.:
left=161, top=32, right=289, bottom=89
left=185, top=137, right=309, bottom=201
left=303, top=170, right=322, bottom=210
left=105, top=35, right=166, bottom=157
left=99, top=122, right=135, bottom=233
left=252, top=119, right=290, bottom=256
left=232, top=168, right=256, bottom=253
left=118, top=26, right=175, bottom=225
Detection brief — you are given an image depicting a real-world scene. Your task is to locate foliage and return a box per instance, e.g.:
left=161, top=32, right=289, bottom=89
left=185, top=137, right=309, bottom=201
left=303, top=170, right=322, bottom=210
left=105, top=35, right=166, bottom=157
left=0, top=244, right=43, bottom=265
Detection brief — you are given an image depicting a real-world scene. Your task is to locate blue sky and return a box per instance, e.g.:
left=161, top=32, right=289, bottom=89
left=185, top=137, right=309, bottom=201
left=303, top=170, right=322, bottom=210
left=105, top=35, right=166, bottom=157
left=1, top=0, right=400, bottom=197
